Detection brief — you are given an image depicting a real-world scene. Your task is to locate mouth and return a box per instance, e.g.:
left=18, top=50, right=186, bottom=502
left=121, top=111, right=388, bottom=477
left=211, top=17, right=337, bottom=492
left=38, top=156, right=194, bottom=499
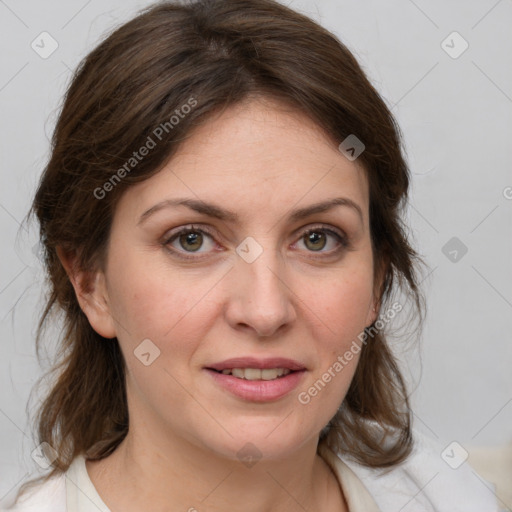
left=206, top=357, right=306, bottom=379
left=204, top=357, right=307, bottom=402
left=208, top=367, right=295, bottom=381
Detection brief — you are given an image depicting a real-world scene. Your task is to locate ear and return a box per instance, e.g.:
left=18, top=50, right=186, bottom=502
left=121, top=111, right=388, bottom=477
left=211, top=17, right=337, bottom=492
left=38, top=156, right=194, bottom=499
left=56, top=246, right=117, bottom=339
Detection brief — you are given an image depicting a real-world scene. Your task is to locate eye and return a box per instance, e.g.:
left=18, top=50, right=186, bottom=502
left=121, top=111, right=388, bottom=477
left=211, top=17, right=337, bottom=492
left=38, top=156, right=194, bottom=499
left=163, top=224, right=218, bottom=260
left=162, top=223, right=349, bottom=261
left=293, top=225, right=349, bottom=257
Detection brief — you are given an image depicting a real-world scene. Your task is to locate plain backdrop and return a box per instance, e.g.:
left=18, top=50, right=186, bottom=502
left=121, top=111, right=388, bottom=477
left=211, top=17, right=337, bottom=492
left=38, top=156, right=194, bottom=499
left=1, top=0, right=511, bottom=502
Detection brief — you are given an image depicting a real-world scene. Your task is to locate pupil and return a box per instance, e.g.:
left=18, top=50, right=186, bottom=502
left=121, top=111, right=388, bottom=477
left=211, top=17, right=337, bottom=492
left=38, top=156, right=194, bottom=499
left=306, top=232, right=325, bottom=251
left=181, top=232, right=202, bottom=251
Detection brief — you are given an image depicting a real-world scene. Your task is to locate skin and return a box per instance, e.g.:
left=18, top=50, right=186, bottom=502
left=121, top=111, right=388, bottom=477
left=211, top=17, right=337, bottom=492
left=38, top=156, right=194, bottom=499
left=60, top=96, right=382, bottom=512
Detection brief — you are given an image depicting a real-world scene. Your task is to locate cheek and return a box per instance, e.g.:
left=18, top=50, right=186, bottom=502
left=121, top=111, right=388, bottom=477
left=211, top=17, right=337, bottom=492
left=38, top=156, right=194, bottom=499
left=299, top=274, right=370, bottom=421
left=305, top=267, right=374, bottom=342
left=105, top=249, right=216, bottom=359
left=300, top=264, right=373, bottom=410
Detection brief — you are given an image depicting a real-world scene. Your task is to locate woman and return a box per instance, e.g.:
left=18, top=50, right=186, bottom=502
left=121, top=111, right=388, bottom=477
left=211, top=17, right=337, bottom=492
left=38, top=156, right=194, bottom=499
left=2, top=0, right=499, bottom=510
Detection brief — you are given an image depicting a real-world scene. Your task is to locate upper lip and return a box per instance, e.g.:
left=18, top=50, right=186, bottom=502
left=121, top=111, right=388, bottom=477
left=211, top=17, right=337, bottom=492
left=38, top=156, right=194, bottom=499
left=206, top=357, right=306, bottom=372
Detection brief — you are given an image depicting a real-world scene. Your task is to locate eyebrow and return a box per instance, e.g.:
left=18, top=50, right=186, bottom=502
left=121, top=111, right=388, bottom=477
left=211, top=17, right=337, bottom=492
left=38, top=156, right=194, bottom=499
left=138, top=197, right=364, bottom=226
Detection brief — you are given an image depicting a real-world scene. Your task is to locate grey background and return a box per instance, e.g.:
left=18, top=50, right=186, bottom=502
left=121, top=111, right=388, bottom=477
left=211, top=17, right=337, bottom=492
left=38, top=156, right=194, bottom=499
left=1, top=0, right=511, bottom=503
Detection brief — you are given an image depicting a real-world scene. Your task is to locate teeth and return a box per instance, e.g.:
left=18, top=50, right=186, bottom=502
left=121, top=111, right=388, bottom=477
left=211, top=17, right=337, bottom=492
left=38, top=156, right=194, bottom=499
left=219, top=368, right=292, bottom=380
left=231, top=368, right=246, bottom=379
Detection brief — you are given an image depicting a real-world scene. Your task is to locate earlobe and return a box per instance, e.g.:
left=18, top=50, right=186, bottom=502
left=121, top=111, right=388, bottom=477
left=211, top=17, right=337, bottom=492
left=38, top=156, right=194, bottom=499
left=79, top=273, right=117, bottom=339
left=56, top=246, right=117, bottom=339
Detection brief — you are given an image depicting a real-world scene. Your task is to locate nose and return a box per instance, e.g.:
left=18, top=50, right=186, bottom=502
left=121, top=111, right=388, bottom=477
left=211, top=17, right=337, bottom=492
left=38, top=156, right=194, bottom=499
left=224, top=243, right=297, bottom=338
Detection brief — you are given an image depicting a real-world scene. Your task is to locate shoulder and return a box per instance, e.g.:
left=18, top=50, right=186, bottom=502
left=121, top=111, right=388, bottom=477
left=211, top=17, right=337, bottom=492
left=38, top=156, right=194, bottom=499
left=0, top=473, right=66, bottom=512
left=335, top=430, right=501, bottom=512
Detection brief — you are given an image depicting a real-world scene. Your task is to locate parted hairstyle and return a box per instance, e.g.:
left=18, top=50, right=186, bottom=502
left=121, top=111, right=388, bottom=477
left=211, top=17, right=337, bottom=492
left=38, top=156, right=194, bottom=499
left=17, top=0, right=427, bottom=501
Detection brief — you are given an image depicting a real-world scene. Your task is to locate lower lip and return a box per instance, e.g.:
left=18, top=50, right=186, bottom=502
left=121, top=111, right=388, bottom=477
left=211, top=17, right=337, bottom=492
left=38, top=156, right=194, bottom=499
left=205, top=369, right=306, bottom=402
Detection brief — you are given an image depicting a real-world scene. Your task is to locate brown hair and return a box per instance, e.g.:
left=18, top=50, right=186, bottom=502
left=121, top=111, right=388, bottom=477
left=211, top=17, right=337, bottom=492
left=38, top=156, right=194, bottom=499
left=16, top=0, right=427, bottom=503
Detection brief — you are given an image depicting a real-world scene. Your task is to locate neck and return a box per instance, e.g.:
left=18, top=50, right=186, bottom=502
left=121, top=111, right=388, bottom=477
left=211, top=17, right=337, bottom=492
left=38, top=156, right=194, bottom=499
left=86, top=420, right=344, bottom=512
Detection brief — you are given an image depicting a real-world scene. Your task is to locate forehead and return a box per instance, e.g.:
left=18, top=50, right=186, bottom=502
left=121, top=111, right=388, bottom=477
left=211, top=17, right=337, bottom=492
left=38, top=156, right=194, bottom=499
left=115, top=97, right=369, bottom=227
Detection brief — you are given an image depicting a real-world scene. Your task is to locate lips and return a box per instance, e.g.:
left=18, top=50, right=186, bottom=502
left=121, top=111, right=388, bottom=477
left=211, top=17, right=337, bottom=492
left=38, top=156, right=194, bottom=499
left=204, top=356, right=307, bottom=401
left=206, top=357, right=306, bottom=372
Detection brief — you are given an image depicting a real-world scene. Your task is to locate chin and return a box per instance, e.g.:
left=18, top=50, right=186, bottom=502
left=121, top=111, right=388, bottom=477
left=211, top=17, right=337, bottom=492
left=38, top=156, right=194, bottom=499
left=195, top=418, right=318, bottom=463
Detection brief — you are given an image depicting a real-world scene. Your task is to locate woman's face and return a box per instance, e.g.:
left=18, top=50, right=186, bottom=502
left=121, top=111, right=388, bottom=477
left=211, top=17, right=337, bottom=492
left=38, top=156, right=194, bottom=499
left=84, top=97, right=380, bottom=461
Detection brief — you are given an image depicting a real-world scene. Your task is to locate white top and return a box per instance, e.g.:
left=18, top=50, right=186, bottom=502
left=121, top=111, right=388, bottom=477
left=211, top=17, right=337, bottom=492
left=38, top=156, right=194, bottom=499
left=1, top=431, right=501, bottom=511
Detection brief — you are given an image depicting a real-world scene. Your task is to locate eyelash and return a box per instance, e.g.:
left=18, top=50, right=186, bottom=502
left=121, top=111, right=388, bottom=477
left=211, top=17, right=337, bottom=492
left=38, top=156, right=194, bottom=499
left=162, top=223, right=350, bottom=261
